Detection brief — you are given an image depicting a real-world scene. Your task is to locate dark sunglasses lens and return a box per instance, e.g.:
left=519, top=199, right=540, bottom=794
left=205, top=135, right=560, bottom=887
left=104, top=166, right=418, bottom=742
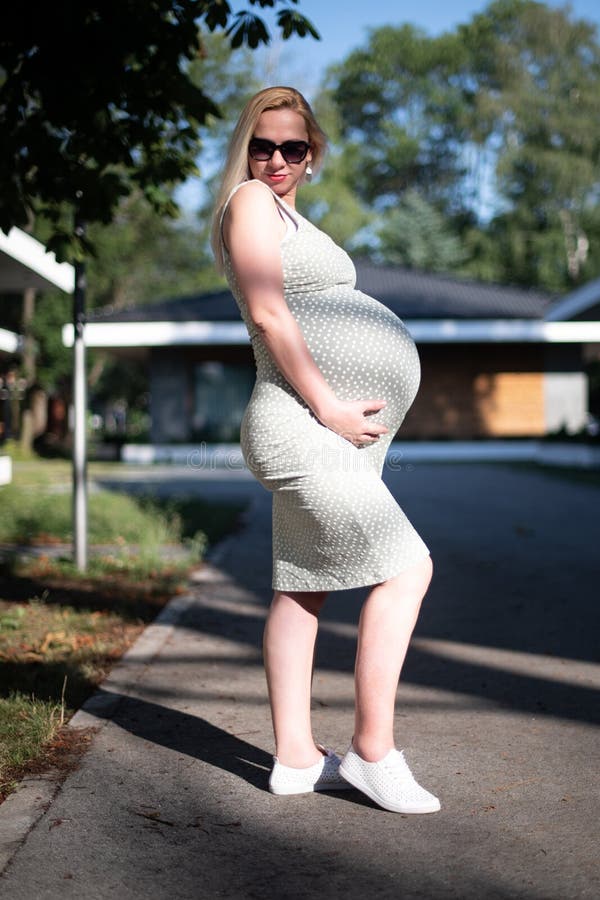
left=281, top=142, right=309, bottom=163
left=249, top=139, right=309, bottom=163
left=248, top=139, right=274, bottom=160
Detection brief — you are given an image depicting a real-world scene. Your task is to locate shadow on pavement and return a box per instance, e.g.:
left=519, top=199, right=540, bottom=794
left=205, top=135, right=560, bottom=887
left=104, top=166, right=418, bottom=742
left=94, top=464, right=600, bottom=729
left=89, top=687, right=273, bottom=792
left=87, top=686, right=377, bottom=815
left=127, top=594, right=599, bottom=728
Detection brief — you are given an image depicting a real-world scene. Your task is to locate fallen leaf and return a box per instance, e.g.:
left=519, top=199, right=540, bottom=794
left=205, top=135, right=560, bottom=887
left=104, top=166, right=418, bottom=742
left=39, top=631, right=67, bottom=653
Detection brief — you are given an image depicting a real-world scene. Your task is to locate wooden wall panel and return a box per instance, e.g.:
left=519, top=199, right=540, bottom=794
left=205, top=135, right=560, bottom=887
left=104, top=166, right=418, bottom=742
left=401, top=344, right=546, bottom=438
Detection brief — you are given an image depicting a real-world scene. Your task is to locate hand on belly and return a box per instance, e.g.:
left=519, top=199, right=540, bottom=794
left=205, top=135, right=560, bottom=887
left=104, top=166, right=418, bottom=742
left=315, top=397, right=389, bottom=447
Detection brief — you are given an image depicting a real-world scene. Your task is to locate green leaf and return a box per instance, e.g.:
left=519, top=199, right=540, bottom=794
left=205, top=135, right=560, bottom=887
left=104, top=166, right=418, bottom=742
left=277, top=10, right=320, bottom=41
left=226, top=13, right=270, bottom=50
left=0, top=1, right=321, bottom=257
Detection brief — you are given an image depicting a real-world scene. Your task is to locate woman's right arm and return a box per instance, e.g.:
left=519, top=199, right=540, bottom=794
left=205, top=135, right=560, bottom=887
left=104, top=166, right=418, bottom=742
left=223, top=182, right=388, bottom=446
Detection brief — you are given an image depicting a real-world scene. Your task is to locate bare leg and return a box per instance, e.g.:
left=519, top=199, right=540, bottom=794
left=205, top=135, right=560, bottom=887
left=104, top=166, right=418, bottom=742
left=353, top=555, right=433, bottom=762
left=263, top=588, right=328, bottom=767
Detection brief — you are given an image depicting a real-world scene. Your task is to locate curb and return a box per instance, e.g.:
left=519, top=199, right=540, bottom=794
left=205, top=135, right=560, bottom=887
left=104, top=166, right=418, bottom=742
left=0, top=774, right=61, bottom=875
left=0, top=561, right=222, bottom=876
left=118, top=440, right=600, bottom=469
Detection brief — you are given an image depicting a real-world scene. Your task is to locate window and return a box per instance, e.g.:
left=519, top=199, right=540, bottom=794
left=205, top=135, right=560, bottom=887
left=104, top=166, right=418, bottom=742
left=192, top=362, right=254, bottom=442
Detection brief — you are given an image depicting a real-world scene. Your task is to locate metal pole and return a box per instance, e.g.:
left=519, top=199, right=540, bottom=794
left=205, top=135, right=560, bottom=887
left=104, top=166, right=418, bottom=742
left=72, top=216, right=87, bottom=571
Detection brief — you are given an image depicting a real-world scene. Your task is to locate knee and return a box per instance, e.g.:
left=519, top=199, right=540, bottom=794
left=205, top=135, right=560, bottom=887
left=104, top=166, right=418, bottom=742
left=378, top=553, right=433, bottom=594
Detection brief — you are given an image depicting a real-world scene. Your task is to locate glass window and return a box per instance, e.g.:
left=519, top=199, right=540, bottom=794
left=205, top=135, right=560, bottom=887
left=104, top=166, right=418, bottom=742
left=192, top=362, right=254, bottom=442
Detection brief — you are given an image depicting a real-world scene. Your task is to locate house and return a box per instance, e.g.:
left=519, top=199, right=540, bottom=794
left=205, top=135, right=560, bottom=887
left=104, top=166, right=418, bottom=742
left=62, top=261, right=600, bottom=446
left=0, top=227, right=74, bottom=483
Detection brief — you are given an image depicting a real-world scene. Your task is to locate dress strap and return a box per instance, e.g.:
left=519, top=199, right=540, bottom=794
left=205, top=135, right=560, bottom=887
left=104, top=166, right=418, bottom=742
left=260, top=181, right=300, bottom=230
left=219, top=179, right=300, bottom=240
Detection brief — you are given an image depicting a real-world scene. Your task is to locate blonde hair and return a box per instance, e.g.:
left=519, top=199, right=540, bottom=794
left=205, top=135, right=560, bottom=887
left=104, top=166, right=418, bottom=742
left=210, top=86, right=327, bottom=272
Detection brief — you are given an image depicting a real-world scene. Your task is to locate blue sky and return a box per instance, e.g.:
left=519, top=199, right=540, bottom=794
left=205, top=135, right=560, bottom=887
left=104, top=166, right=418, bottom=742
left=179, top=1, right=600, bottom=210
left=256, top=0, right=600, bottom=98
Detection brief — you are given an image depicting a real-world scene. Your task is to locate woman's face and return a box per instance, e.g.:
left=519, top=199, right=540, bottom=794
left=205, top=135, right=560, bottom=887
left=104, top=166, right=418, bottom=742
left=248, top=108, right=312, bottom=205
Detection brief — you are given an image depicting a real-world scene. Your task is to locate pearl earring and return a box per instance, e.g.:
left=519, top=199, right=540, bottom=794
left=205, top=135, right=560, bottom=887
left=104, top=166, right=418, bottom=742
left=305, top=164, right=313, bottom=182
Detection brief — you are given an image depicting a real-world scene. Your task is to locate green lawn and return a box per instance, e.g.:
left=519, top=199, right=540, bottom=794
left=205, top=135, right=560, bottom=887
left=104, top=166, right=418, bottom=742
left=0, top=457, right=245, bottom=801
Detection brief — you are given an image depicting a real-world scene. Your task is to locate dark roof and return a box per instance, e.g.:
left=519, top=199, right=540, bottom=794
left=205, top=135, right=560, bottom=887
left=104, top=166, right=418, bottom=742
left=354, top=260, right=556, bottom=319
left=574, top=301, right=600, bottom=321
left=89, top=289, right=240, bottom=323
left=89, top=260, right=557, bottom=323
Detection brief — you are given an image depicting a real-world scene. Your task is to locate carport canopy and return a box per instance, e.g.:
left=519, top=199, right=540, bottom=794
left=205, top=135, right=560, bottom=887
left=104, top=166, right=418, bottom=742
left=0, top=227, right=74, bottom=295
left=0, top=226, right=76, bottom=511
left=0, top=226, right=74, bottom=355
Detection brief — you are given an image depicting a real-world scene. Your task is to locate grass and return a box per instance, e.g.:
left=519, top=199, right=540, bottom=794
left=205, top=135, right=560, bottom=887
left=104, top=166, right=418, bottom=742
left=0, top=591, right=146, bottom=710
left=0, top=439, right=38, bottom=463
left=0, top=692, right=66, bottom=796
left=0, top=459, right=246, bottom=802
left=0, top=557, right=181, bottom=802
left=0, top=481, right=187, bottom=547
left=1, top=460, right=244, bottom=550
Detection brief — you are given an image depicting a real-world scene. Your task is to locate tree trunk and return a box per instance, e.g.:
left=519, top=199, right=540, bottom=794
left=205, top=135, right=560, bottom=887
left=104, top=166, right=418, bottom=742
left=21, top=286, right=36, bottom=385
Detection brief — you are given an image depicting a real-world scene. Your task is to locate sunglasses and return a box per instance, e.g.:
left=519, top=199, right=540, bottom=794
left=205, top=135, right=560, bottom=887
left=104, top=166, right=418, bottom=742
left=248, top=138, right=311, bottom=165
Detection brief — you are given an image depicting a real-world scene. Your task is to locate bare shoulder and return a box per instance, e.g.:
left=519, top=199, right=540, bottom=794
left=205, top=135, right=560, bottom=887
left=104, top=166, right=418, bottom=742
left=227, top=179, right=278, bottom=219
left=223, top=181, right=284, bottom=254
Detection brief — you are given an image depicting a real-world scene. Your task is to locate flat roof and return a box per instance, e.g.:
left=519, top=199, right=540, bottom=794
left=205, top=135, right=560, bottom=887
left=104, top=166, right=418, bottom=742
left=62, top=318, right=600, bottom=348
left=0, top=228, right=74, bottom=294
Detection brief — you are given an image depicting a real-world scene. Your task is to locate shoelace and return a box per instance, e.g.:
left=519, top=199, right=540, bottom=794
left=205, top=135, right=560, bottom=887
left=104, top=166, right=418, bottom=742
left=390, top=750, right=411, bottom=773
left=382, top=751, right=434, bottom=798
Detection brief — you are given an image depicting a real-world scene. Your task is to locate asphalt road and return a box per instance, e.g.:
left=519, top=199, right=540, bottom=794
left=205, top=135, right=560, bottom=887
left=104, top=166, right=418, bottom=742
left=1, top=462, right=598, bottom=899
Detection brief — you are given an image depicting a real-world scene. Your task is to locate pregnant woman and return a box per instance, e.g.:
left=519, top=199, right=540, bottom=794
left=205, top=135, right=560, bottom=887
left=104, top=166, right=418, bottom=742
left=211, top=86, right=440, bottom=814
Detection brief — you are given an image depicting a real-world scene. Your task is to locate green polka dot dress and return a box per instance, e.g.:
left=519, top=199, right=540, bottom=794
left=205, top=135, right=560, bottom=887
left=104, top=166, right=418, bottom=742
left=221, top=180, right=430, bottom=592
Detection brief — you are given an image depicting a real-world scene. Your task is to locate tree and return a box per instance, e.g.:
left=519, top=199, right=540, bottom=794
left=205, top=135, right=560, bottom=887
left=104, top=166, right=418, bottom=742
left=375, top=191, right=467, bottom=271
left=7, top=29, right=271, bottom=428
left=327, top=24, right=468, bottom=213
left=296, top=91, right=375, bottom=249
left=29, top=291, right=73, bottom=393
left=186, top=31, right=267, bottom=254
left=324, top=1, right=600, bottom=290
left=70, top=32, right=266, bottom=424
left=0, top=0, right=319, bottom=259
left=21, top=31, right=264, bottom=316
left=460, top=0, right=600, bottom=288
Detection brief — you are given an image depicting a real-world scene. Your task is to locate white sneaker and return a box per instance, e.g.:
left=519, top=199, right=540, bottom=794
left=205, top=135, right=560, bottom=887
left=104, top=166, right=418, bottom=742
left=269, top=746, right=354, bottom=795
left=339, top=745, right=441, bottom=813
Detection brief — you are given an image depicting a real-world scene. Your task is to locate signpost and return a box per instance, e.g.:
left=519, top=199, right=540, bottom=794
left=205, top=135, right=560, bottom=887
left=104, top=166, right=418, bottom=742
left=72, top=216, right=87, bottom=571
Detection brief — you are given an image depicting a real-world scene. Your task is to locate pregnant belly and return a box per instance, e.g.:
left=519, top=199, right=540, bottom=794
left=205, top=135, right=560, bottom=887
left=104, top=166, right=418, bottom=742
left=288, top=288, right=422, bottom=434
left=243, top=289, right=422, bottom=484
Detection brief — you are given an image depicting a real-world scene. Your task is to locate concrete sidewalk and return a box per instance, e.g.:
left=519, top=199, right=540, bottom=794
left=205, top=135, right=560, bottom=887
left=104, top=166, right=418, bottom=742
left=0, top=463, right=598, bottom=899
